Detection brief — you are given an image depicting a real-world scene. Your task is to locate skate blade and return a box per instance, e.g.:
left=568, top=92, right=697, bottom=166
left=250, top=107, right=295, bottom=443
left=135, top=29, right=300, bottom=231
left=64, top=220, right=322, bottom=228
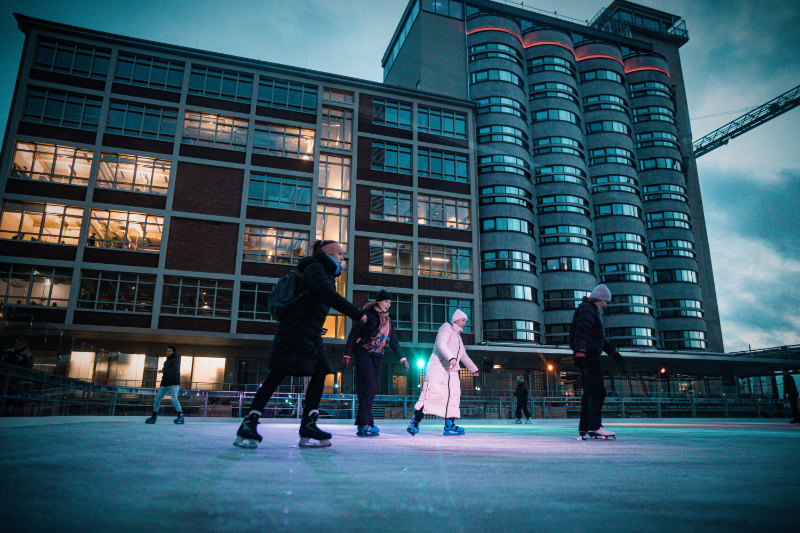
left=233, top=436, right=259, bottom=449
left=299, top=438, right=331, bottom=448
left=588, top=434, right=616, bottom=440
left=443, top=432, right=465, bottom=436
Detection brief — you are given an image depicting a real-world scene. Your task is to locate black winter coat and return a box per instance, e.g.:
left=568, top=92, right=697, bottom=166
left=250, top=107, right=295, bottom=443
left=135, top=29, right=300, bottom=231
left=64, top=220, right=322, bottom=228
left=569, top=300, right=617, bottom=357
left=160, top=353, right=181, bottom=387
left=270, top=249, right=365, bottom=376
left=343, top=308, right=405, bottom=360
left=514, top=381, right=528, bottom=401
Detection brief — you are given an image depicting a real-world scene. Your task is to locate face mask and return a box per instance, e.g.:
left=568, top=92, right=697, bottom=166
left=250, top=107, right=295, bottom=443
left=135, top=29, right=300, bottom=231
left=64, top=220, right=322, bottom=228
left=328, top=255, right=344, bottom=275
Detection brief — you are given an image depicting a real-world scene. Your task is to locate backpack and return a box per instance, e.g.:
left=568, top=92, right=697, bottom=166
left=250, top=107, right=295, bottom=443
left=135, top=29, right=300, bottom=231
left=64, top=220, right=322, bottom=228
left=268, top=271, right=309, bottom=321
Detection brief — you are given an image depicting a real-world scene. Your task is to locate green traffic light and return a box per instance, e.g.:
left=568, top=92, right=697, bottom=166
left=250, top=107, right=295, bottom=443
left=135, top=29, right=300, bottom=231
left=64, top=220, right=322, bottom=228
left=416, top=357, right=426, bottom=369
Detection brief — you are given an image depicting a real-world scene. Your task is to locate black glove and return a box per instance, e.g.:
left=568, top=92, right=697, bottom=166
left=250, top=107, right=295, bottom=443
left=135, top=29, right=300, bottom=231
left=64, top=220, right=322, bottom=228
left=611, top=351, right=624, bottom=363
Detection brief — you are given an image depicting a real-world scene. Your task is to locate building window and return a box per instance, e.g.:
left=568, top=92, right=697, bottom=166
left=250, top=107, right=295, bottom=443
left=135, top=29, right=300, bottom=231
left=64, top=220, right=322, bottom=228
left=653, top=269, right=698, bottom=284
left=484, top=319, right=540, bottom=343
left=606, top=327, right=656, bottom=348
left=646, top=210, right=690, bottom=230
left=161, top=276, right=233, bottom=318
left=368, top=239, right=413, bottom=275
left=0, top=201, right=82, bottom=245
left=418, top=106, right=467, bottom=139
left=535, top=165, right=586, bottom=186
left=583, top=93, right=628, bottom=113
left=368, top=290, right=412, bottom=331
left=316, top=204, right=349, bottom=250
left=481, top=250, right=536, bottom=273
left=597, top=232, right=646, bottom=253
left=629, top=80, right=671, bottom=99
left=543, top=289, right=590, bottom=311
left=478, top=154, right=531, bottom=179
left=417, top=194, right=470, bottom=230
left=483, top=284, right=537, bottom=302
left=588, top=146, right=635, bottom=167
left=421, top=0, right=463, bottom=18
left=23, top=87, right=101, bottom=130
left=594, top=203, right=641, bottom=218
left=632, top=105, right=674, bottom=123
left=532, top=108, right=580, bottom=126
left=77, top=270, right=155, bottom=312
left=635, top=130, right=678, bottom=150
left=34, top=38, right=110, bottom=79
left=87, top=209, right=163, bottom=251
left=581, top=69, right=623, bottom=83
left=545, top=323, right=571, bottom=345
left=527, top=56, right=575, bottom=77
left=258, top=77, right=317, bottom=112
left=189, top=65, right=253, bottom=103
left=247, top=174, right=311, bottom=211
left=321, top=106, right=352, bottom=149
left=477, top=124, right=528, bottom=148
left=661, top=330, right=707, bottom=350
left=540, top=225, right=592, bottom=247
left=181, top=111, right=248, bottom=151
left=657, top=299, right=704, bottom=319
left=643, top=183, right=687, bottom=202
left=322, top=87, right=353, bottom=104
left=529, top=81, right=578, bottom=104
left=11, top=141, right=92, bottom=186
left=239, top=282, right=273, bottom=321
left=479, top=185, right=533, bottom=209
left=470, top=69, right=523, bottom=88
left=373, top=98, right=412, bottom=129
left=370, top=189, right=412, bottom=223
left=114, top=52, right=184, bottom=92
left=318, top=154, right=351, bottom=199
left=591, top=174, right=638, bottom=195
left=371, top=141, right=412, bottom=174
left=97, top=153, right=170, bottom=194
left=542, top=257, right=594, bottom=273
left=417, top=244, right=472, bottom=280
left=532, top=136, right=583, bottom=157
left=639, top=157, right=682, bottom=172
left=481, top=217, right=534, bottom=236
left=600, top=263, right=649, bottom=284
left=650, top=239, right=695, bottom=258
left=243, top=226, right=307, bottom=264
left=106, top=100, right=178, bottom=141
left=0, top=263, right=72, bottom=308
left=604, top=294, right=653, bottom=316
left=418, top=149, right=469, bottom=183
left=475, top=96, right=526, bottom=118
left=418, top=296, right=473, bottom=333
left=253, top=122, right=315, bottom=159
left=585, top=120, right=631, bottom=136
left=538, top=195, right=591, bottom=217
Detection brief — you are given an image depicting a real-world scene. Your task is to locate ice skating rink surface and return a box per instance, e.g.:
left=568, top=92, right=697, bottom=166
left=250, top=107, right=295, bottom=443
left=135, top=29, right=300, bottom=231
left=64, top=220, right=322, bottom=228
left=1, top=417, right=798, bottom=532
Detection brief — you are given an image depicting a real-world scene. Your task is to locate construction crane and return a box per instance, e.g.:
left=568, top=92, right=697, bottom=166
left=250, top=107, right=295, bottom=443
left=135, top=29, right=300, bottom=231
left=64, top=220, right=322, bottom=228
left=692, top=83, right=800, bottom=158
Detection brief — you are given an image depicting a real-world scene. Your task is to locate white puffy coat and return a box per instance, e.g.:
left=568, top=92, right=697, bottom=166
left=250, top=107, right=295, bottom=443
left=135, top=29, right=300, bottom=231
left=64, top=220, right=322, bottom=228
left=414, top=321, right=478, bottom=419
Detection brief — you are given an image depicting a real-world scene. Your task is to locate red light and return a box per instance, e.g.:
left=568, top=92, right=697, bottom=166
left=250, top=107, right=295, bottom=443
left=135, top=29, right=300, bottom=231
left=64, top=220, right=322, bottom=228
left=624, top=66, right=670, bottom=77
left=547, top=364, right=554, bottom=372
left=523, top=40, right=575, bottom=56
left=660, top=367, right=667, bottom=374
left=576, top=53, right=624, bottom=66
left=466, top=26, right=523, bottom=46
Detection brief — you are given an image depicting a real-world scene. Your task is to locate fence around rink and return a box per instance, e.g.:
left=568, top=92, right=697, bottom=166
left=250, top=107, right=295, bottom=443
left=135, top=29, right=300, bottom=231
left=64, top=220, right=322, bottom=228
left=1, top=362, right=792, bottom=420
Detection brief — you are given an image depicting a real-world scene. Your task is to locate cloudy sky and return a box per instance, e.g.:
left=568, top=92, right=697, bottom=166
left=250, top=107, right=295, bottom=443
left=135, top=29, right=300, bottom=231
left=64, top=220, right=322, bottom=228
left=0, top=0, right=798, bottom=352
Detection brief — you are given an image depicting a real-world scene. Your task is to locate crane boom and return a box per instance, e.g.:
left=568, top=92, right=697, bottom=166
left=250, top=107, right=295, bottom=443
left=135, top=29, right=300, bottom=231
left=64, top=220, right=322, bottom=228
left=693, top=84, right=800, bottom=158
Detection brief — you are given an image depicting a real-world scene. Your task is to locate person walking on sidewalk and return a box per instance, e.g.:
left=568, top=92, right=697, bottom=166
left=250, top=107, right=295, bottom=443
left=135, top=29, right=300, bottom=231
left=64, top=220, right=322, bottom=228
left=783, top=370, right=799, bottom=423
left=407, top=309, right=479, bottom=436
left=234, top=240, right=366, bottom=449
left=569, top=284, right=623, bottom=440
left=514, top=376, right=532, bottom=424
left=145, top=346, right=184, bottom=424
left=343, top=289, right=409, bottom=437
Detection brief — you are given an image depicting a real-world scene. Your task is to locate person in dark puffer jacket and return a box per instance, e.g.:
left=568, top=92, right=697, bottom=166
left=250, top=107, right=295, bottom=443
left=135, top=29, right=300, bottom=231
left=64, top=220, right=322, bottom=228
left=569, top=284, right=623, bottom=440
left=145, top=346, right=184, bottom=424
left=234, top=240, right=366, bottom=449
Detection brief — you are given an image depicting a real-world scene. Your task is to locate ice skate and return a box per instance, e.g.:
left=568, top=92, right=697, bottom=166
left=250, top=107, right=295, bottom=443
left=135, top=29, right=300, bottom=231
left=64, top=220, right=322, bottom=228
left=233, top=412, right=262, bottom=449
left=525, top=417, right=532, bottom=424
left=356, top=424, right=379, bottom=437
left=577, top=431, right=588, bottom=440
left=588, top=427, right=616, bottom=440
left=443, top=418, right=465, bottom=436
left=515, top=418, right=522, bottom=424
left=406, top=418, right=419, bottom=436
left=145, top=413, right=157, bottom=424
left=173, top=413, right=184, bottom=424
left=299, top=410, right=331, bottom=448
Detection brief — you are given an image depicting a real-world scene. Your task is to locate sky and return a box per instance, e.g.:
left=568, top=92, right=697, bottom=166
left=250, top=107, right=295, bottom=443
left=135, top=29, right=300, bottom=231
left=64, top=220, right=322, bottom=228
left=0, top=0, right=798, bottom=352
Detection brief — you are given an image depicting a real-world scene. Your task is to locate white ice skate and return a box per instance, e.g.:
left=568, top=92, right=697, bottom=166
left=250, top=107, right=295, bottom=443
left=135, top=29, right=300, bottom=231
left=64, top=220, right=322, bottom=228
left=588, top=427, right=616, bottom=440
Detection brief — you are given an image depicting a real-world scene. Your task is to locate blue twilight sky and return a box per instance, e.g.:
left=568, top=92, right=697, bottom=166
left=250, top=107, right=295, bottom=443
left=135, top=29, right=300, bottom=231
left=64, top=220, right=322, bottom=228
left=0, top=0, right=798, bottom=352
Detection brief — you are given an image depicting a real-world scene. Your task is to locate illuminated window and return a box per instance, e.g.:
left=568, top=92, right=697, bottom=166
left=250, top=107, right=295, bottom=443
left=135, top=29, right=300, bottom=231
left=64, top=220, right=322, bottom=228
left=189, top=65, right=253, bottom=103
left=114, top=52, right=184, bottom=91
left=97, top=153, right=170, bottom=194
left=417, top=244, right=472, bottom=280
left=239, top=282, right=273, bottom=321
left=0, top=263, right=72, bottom=308
left=484, top=319, right=539, bottom=342
left=78, top=270, right=155, bottom=312
left=247, top=174, right=311, bottom=210
left=371, top=141, right=412, bottom=174
left=34, top=38, right=109, bottom=79
left=418, top=149, right=469, bottom=183
left=253, top=122, right=315, bottom=159
left=106, top=100, right=178, bottom=141
left=243, top=226, right=308, bottom=264
left=373, top=98, right=412, bottom=129
left=543, top=289, right=590, bottom=311
left=315, top=204, right=349, bottom=250
left=369, top=239, right=412, bottom=274
left=0, top=200, right=82, bottom=244
left=259, top=77, right=317, bottom=112
left=23, top=87, right=101, bottom=130
left=161, top=276, right=233, bottom=318
left=318, top=154, right=351, bottom=199
left=371, top=189, right=412, bottom=223
left=481, top=250, right=536, bottom=273
left=322, top=87, right=353, bottom=104
left=417, top=194, right=470, bottom=229
left=87, top=209, right=163, bottom=251
left=321, top=106, right=352, bottom=149
left=541, top=257, right=593, bottom=273
left=321, top=314, right=347, bottom=340
left=182, top=111, right=248, bottom=151
left=11, top=141, right=92, bottom=186
left=418, top=106, right=467, bottom=139
left=418, top=296, right=472, bottom=332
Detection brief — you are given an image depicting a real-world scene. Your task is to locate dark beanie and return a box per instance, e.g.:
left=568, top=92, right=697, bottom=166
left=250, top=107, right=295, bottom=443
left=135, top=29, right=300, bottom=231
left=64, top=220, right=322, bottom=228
left=375, top=289, right=392, bottom=302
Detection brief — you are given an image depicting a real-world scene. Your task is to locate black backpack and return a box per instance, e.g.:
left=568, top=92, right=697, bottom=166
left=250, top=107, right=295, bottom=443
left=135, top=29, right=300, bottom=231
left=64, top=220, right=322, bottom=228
left=268, top=271, right=309, bottom=321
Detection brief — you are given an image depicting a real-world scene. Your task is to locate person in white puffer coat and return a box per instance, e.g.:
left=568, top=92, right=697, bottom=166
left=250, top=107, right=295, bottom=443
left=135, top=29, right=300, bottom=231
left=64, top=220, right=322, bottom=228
left=407, top=309, right=479, bottom=436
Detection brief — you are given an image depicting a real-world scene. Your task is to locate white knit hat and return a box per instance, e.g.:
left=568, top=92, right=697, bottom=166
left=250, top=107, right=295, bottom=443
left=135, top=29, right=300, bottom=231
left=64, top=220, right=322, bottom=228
left=451, top=309, right=468, bottom=323
left=590, top=284, right=612, bottom=302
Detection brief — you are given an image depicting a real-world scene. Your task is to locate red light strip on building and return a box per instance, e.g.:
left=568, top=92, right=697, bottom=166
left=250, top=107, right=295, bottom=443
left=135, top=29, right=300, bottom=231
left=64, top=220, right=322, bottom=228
left=466, top=27, right=524, bottom=46
left=624, top=66, right=671, bottom=77
left=576, top=54, right=624, bottom=66
left=523, top=40, right=576, bottom=57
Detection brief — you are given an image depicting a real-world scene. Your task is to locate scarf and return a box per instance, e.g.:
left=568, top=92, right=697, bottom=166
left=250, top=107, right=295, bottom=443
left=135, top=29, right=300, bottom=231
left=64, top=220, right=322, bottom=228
left=361, top=311, right=391, bottom=354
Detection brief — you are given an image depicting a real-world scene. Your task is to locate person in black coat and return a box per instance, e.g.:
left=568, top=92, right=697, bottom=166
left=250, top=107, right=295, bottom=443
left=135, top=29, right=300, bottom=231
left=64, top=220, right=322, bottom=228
left=569, top=284, right=623, bottom=439
left=342, top=289, right=409, bottom=437
left=234, top=240, right=367, bottom=449
left=513, top=376, right=532, bottom=424
left=783, top=370, right=799, bottom=423
left=145, top=346, right=184, bottom=424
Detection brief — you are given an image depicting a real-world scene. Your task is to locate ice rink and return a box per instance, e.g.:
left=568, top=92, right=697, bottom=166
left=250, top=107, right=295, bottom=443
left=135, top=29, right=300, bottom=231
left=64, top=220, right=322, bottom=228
left=1, top=416, right=798, bottom=532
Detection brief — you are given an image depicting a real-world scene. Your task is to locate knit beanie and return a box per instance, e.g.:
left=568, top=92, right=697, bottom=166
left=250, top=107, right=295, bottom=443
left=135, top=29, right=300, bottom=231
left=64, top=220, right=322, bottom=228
left=451, top=309, right=468, bottom=323
left=375, top=289, right=392, bottom=302
left=589, top=284, right=612, bottom=302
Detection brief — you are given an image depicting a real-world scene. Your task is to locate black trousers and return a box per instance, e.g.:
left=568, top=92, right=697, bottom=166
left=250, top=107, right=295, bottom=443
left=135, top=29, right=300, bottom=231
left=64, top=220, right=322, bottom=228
left=576, top=353, right=606, bottom=433
left=515, top=399, right=531, bottom=419
left=248, top=361, right=327, bottom=418
left=355, top=351, right=382, bottom=426
left=789, top=395, right=799, bottom=420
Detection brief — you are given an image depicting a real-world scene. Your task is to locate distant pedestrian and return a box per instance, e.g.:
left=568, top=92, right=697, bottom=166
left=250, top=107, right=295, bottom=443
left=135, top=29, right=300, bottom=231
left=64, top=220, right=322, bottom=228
left=234, top=240, right=367, bottom=449
left=407, top=309, right=479, bottom=436
left=514, top=376, right=532, bottom=424
left=343, top=289, right=409, bottom=437
left=783, top=370, right=799, bottom=423
left=569, top=284, right=623, bottom=440
left=145, top=346, right=184, bottom=424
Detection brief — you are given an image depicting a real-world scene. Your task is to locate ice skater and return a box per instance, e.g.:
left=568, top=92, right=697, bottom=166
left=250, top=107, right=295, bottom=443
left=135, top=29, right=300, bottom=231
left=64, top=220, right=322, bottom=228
left=407, top=309, right=479, bottom=436
left=569, top=284, right=623, bottom=440
left=783, top=370, right=799, bottom=423
left=514, top=376, right=532, bottom=424
left=343, top=289, right=409, bottom=437
left=145, top=346, right=184, bottom=424
left=234, top=240, right=366, bottom=449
